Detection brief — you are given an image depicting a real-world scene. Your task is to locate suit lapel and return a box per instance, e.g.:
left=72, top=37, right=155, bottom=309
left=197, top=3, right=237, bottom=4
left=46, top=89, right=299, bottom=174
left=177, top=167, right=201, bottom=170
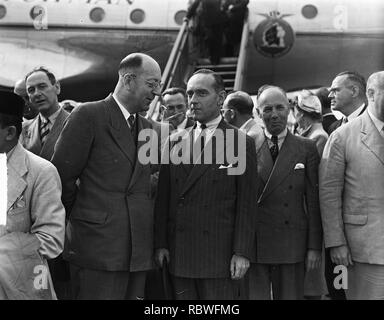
left=361, top=112, right=384, bottom=166
left=7, top=144, right=28, bottom=212
left=40, top=108, right=69, bottom=158
left=107, top=95, right=136, bottom=166
left=127, top=115, right=149, bottom=190
left=257, top=136, right=273, bottom=185
left=258, top=132, right=300, bottom=203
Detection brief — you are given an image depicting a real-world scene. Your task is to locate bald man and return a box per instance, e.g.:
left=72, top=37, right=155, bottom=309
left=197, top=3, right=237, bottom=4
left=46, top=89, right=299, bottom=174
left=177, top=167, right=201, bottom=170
left=320, top=71, right=384, bottom=300
left=222, top=91, right=263, bottom=147
left=51, top=53, right=162, bottom=299
left=14, top=79, right=38, bottom=120
left=249, top=86, right=322, bottom=300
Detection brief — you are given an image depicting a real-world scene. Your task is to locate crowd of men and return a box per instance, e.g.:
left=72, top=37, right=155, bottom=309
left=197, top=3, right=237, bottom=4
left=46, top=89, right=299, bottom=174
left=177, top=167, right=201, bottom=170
left=0, top=52, right=383, bottom=300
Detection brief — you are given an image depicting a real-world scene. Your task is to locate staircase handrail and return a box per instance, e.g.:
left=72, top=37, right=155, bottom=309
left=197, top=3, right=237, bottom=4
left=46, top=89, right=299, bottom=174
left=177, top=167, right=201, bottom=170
left=147, top=18, right=190, bottom=120
left=234, top=9, right=249, bottom=91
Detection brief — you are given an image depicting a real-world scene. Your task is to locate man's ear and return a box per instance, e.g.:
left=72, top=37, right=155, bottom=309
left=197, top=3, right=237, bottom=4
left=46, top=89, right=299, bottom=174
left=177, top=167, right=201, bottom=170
left=366, top=88, right=375, bottom=102
left=55, top=81, right=61, bottom=96
left=218, top=90, right=227, bottom=107
left=350, top=84, right=360, bottom=98
left=5, top=126, right=18, bottom=141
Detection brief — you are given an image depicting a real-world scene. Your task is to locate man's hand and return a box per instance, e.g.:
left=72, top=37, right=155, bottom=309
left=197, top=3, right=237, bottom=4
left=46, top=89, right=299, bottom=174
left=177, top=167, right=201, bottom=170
left=230, top=254, right=250, bottom=280
left=305, top=249, right=321, bottom=272
left=0, top=225, right=8, bottom=238
left=330, top=245, right=353, bottom=267
left=155, top=248, right=170, bottom=268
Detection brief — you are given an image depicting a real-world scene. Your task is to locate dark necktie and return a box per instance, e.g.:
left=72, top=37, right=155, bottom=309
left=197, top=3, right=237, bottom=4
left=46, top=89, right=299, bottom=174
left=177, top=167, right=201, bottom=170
left=127, top=114, right=137, bottom=145
left=191, top=123, right=207, bottom=164
left=40, top=118, right=50, bottom=146
left=270, top=135, right=279, bottom=163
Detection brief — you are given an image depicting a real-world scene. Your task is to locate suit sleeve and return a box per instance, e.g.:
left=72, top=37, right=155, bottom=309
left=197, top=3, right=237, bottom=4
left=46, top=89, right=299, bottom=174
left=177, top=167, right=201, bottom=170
left=30, top=162, right=65, bottom=259
left=233, top=135, right=258, bottom=259
left=51, top=105, right=95, bottom=216
left=305, top=140, right=322, bottom=250
left=319, top=131, right=347, bottom=248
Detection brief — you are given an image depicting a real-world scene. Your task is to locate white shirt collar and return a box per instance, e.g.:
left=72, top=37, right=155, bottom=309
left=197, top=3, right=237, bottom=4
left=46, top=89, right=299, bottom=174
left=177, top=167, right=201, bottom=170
left=39, top=106, right=61, bottom=125
left=368, top=109, right=384, bottom=134
left=264, top=127, right=288, bottom=140
left=177, top=117, right=188, bottom=130
left=239, top=118, right=254, bottom=131
left=196, top=114, right=222, bottom=131
left=113, top=93, right=133, bottom=121
left=347, top=103, right=365, bottom=121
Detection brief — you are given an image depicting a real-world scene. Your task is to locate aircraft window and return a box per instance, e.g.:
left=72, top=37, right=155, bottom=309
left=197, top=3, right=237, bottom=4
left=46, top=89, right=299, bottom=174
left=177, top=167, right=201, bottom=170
left=130, top=9, right=145, bottom=24
left=30, top=5, right=45, bottom=20
left=302, top=4, right=318, bottom=19
left=0, top=5, right=6, bottom=20
left=174, top=10, right=187, bottom=25
left=90, top=7, right=105, bottom=23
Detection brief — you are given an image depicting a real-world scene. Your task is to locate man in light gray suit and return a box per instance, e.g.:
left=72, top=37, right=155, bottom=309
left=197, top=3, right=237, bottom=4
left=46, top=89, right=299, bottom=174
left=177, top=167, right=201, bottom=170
left=320, top=71, right=384, bottom=299
left=0, top=92, right=65, bottom=299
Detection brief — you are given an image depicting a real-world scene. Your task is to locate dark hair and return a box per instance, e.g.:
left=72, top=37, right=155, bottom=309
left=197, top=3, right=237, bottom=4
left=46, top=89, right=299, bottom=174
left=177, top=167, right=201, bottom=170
left=118, top=54, right=143, bottom=75
left=226, top=91, right=254, bottom=115
left=162, top=87, right=187, bottom=102
left=0, top=114, right=22, bottom=137
left=336, top=71, right=366, bottom=97
left=25, top=66, right=57, bottom=85
left=192, top=69, right=225, bottom=93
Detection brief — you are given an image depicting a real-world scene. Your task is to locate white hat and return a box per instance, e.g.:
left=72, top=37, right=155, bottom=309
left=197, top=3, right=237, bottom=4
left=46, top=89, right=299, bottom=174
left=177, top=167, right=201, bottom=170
left=297, top=93, right=322, bottom=114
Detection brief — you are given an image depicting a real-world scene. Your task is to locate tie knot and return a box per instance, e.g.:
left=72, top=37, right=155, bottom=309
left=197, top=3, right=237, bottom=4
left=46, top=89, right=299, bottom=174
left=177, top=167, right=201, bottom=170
left=271, top=135, right=278, bottom=144
left=200, top=123, right=207, bottom=130
left=343, top=117, right=348, bottom=124
left=128, top=114, right=135, bottom=128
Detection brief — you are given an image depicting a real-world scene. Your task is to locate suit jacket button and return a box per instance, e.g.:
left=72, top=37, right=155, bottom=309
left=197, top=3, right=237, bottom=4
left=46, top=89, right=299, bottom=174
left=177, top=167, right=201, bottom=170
left=284, top=203, right=288, bottom=207
left=285, top=221, right=289, bottom=225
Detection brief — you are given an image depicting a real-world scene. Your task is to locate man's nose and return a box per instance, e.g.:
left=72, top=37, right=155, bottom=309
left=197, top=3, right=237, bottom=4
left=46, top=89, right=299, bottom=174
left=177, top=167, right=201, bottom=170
left=328, top=91, right=334, bottom=98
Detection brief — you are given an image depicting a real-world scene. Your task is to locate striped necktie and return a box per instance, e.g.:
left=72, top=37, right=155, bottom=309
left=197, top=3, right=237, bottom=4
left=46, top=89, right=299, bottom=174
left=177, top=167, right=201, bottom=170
left=40, top=118, right=50, bottom=145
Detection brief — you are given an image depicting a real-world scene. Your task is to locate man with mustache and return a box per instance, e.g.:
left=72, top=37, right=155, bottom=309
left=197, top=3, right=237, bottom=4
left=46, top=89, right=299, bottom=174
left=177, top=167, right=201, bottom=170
left=52, top=53, right=162, bottom=299
left=161, top=87, right=194, bottom=131
left=248, top=85, right=322, bottom=299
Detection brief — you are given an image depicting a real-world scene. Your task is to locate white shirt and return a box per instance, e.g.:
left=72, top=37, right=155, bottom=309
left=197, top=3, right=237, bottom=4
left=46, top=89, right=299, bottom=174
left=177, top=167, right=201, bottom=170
left=264, top=127, right=288, bottom=150
left=177, top=117, right=188, bottom=130
left=368, top=110, right=384, bottom=139
left=39, top=107, right=61, bottom=131
left=347, top=103, right=365, bottom=122
left=194, top=115, right=222, bottom=144
left=239, top=118, right=254, bottom=132
left=112, top=93, right=134, bottom=127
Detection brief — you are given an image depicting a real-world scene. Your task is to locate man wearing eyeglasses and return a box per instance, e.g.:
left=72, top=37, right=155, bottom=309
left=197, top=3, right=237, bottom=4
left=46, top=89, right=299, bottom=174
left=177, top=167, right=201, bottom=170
left=324, top=71, right=367, bottom=300
left=51, top=53, right=161, bottom=300
left=161, top=87, right=194, bottom=131
left=327, top=71, right=367, bottom=134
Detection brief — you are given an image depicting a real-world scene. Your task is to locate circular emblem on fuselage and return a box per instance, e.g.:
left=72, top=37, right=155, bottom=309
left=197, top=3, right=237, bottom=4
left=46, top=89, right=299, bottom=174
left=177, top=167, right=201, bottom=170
left=253, top=11, right=295, bottom=58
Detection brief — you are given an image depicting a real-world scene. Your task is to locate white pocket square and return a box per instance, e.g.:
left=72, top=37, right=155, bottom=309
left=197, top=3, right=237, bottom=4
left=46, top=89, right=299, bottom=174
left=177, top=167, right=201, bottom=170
left=219, top=163, right=234, bottom=169
left=294, top=163, right=305, bottom=170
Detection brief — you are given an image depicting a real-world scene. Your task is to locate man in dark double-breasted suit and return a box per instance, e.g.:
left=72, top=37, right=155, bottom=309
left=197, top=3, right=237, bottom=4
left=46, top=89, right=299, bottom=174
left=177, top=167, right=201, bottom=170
left=51, top=53, right=162, bottom=300
left=248, top=86, right=323, bottom=300
left=154, top=69, right=258, bottom=300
